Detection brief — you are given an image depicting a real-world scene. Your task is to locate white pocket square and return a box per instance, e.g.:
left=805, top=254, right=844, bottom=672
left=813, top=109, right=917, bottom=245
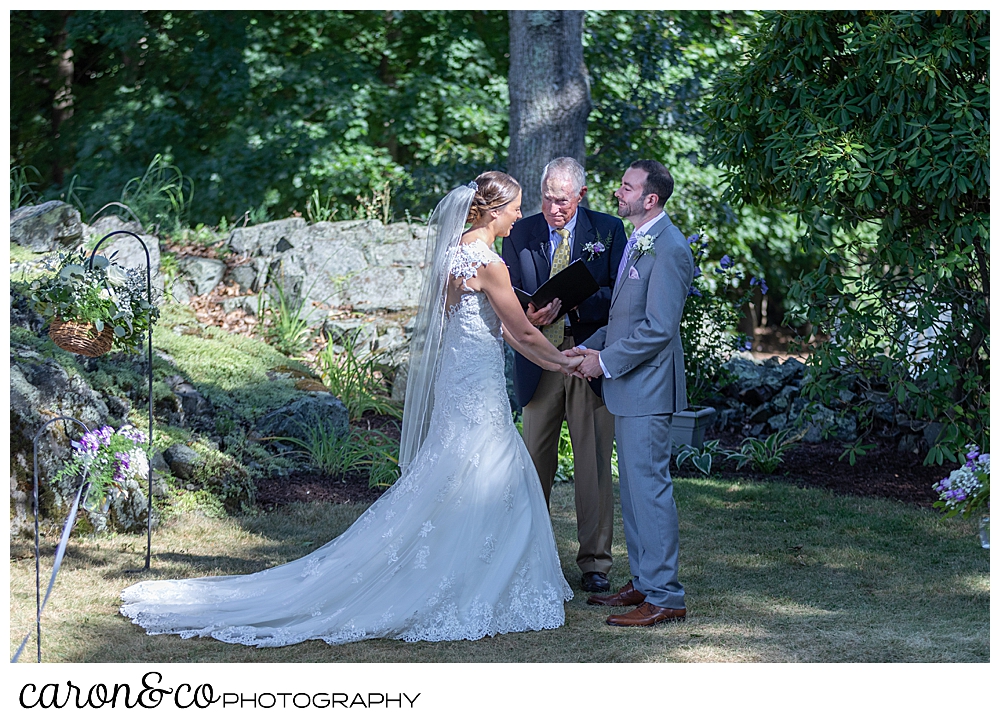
left=628, top=266, right=640, bottom=280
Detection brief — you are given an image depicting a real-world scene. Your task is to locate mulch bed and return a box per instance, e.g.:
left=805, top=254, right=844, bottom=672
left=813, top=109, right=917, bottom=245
left=255, top=470, right=385, bottom=511
left=709, top=430, right=948, bottom=507
left=254, top=429, right=948, bottom=512
left=255, top=412, right=400, bottom=511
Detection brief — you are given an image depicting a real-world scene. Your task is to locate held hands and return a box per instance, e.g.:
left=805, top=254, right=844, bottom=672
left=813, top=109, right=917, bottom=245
left=526, top=298, right=563, bottom=326
left=561, top=347, right=603, bottom=380
left=560, top=353, right=584, bottom=375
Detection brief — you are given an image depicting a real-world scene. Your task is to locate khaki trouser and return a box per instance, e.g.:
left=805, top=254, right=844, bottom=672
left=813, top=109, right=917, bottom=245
left=521, top=336, right=615, bottom=575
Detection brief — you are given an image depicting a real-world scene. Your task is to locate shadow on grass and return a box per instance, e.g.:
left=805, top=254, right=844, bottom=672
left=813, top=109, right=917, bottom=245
left=10, top=477, right=989, bottom=663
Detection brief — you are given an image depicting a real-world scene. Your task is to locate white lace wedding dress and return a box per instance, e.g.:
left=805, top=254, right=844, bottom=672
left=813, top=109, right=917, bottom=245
left=121, top=240, right=572, bottom=647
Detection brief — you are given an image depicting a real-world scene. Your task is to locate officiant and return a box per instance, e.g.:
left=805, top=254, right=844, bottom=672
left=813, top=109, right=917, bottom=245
left=501, top=157, right=627, bottom=594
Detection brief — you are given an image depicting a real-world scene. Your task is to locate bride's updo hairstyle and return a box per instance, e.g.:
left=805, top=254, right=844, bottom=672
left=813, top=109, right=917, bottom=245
left=466, top=171, right=521, bottom=225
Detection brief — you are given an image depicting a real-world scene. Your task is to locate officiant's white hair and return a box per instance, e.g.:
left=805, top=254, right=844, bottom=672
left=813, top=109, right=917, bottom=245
left=541, top=157, right=586, bottom=195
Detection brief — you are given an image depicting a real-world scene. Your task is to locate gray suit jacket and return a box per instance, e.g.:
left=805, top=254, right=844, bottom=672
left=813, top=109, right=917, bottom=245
left=580, top=212, right=694, bottom=417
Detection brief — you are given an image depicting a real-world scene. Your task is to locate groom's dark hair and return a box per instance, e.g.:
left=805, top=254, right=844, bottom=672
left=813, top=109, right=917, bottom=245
left=630, top=160, right=673, bottom=207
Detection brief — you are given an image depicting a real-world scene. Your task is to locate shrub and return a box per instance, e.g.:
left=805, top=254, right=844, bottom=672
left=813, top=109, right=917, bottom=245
left=681, top=233, right=754, bottom=405
left=706, top=11, right=990, bottom=464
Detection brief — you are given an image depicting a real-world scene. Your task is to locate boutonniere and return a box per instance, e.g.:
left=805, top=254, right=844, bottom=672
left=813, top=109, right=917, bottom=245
left=581, top=238, right=606, bottom=261
left=632, top=233, right=656, bottom=259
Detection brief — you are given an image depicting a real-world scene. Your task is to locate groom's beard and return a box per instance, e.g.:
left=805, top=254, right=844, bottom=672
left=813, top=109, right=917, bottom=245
left=616, top=198, right=641, bottom=219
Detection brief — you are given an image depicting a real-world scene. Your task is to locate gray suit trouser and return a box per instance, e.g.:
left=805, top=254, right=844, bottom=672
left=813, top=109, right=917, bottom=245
left=615, top=413, right=685, bottom=609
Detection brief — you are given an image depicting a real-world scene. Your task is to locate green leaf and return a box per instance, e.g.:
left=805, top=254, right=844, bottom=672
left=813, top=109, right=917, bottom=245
left=692, top=452, right=712, bottom=475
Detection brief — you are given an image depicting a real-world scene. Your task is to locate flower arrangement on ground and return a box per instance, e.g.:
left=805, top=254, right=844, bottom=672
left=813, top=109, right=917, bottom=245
left=51, top=425, right=150, bottom=513
left=933, top=444, right=990, bottom=519
left=27, top=250, right=160, bottom=354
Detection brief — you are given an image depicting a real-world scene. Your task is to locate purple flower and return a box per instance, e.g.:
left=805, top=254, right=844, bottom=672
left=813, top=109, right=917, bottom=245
left=121, top=427, right=147, bottom=444
left=693, top=266, right=702, bottom=278
left=966, top=447, right=980, bottom=462
left=113, top=451, right=132, bottom=484
left=688, top=286, right=702, bottom=297
left=687, top=234, right=700, bottom=244
left=743, top=340, right=752, bottom=351
left=720, top=255, right=733, bottom=269
left=592, top=242, right=605, bottom=254
left=760, top=280, right=769, bottom=295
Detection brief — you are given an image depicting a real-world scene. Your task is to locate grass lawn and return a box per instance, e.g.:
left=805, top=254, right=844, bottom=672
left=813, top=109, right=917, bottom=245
left=10, top=474, right=989, bottom=663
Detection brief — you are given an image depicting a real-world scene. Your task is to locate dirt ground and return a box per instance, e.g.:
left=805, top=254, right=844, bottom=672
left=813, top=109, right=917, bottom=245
left=710, top=430, right=947, bottom=507
left=256, top=430, right=948, bottom=512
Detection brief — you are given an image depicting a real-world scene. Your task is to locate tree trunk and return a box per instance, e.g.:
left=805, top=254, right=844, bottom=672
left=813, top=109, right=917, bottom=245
left=51, top=11, right=75, bottom=186
left=507, top=10, right=590, bottom=216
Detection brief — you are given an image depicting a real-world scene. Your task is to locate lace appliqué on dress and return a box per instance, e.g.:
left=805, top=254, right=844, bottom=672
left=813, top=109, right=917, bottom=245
left=119, top=237, right=572, bottom=649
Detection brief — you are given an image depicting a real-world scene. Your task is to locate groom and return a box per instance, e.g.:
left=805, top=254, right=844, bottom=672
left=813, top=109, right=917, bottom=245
left=570, top=160, right=694, bottom=626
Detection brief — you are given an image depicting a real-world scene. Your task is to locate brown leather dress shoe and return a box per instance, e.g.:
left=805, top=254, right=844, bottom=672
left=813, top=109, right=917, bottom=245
left=586, top=580, right=646, bottom=607
left=606, top=602, right=686, bottom=627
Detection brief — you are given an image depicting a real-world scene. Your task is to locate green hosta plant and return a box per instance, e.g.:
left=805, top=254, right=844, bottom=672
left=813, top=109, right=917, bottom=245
left=27, top=250, right=160, bottom=353
left=675, top=439, right=722, bottom=476
left=724, top=429, right=805, bottom=474
left=555, top=421, right=574, bottom=482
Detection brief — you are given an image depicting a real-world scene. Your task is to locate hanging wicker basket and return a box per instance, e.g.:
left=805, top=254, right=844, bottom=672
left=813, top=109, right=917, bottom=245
left=48, top=316, right=115, bottom=357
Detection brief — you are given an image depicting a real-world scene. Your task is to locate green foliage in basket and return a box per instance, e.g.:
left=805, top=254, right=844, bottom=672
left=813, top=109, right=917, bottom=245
left=26, top=250, right=160, bottom=353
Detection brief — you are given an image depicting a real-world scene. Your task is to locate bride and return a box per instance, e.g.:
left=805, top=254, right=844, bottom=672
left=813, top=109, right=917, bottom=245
left=120, top=172, right=583, bottom=647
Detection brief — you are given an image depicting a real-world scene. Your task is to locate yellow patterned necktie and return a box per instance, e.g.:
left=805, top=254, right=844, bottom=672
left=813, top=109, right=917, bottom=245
left=543, top=228, right=570, bottom=346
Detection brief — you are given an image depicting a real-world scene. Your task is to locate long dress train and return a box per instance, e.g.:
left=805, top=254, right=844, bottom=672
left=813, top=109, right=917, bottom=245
left=120, top=240, right=572, bottom=647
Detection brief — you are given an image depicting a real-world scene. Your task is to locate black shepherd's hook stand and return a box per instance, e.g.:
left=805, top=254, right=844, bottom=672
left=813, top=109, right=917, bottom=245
left=17, top=416, right=91, bottom=663
left=88, top=231, right=155, bottom=572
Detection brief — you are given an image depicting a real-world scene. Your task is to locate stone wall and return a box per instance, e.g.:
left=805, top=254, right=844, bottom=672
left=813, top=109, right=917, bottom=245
left=10, top=202, right=163, bottom=294
left=709, top=354, right=939, bottom=454
left=168, top=216, right=429, bottom=386
left=223, top=218, right=427, bottom=315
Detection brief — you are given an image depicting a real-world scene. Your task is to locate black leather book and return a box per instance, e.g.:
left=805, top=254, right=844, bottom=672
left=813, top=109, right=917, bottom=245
left=513, top=259, right=600, bottom=311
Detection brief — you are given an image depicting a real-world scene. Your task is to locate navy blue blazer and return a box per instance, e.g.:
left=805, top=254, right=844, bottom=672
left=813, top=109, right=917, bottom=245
left=501, top=206, right=627, bottom=406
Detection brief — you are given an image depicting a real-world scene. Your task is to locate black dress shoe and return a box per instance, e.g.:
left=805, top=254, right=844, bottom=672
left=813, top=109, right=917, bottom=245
left=581, top=571, right=610, bottom=593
